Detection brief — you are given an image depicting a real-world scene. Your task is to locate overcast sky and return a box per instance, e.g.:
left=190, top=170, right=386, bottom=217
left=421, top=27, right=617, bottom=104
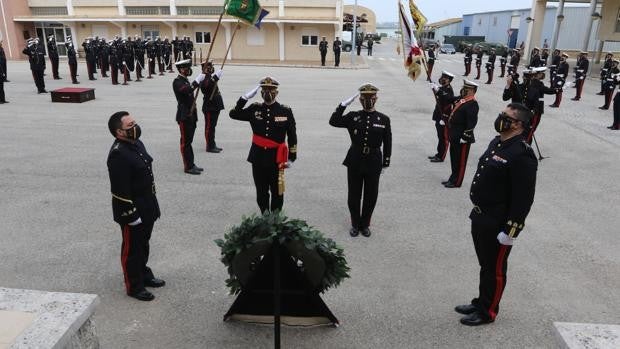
left=344, top=0, right=540, bottom=23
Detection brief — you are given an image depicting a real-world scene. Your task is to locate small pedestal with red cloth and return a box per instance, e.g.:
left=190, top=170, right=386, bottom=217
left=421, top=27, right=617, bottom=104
left=51, top=88, right=96, bottom=103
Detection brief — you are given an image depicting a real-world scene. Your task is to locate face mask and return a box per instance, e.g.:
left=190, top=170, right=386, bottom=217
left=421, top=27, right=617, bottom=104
left=261, top=90, right=277, bottom=104
left=459, top=88, right=467, bottom=97
left=494, top=113, right=515, bottom=133
left=360, top=96, right=376, bottom=110
left=123, top=124, right=141, bottom=140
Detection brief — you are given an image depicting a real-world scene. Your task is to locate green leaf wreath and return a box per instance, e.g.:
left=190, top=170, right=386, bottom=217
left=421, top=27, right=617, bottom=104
left=215, top=212, right=350, bottom=295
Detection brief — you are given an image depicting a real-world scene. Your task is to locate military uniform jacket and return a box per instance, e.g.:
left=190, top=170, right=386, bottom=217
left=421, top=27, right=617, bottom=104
left=575, top=58, right=589, bottom=78
left=502, top=80, right=523, bottom=103
left=601, top=58, right=612, bottom=78
left=65, top=43, right=77, bottom=65
left=330, top=106, right=392, bottom=173
left=47, top=40, right=59, bottom=58
left=541, top=52, right=549, bottom=66
left=333, top=40, right=342, bottom=52
left=319, top=41, right=328, bottom=53
left=486, top=53, right=496, bottom=68
left=500, top=52, right=508, bottom=64
left=509, top=52, right=520, bottom=67
left=550, top=54, right=561, bottom=69
left=449, top=98, right=478, bottom=143
left=464, top=49, right=472, bottom=63
left=200, top=75, right=224, bottom=112
left=427, top=49, right=435, bottom=64
left=522, top=79, right=556, bottom=114
left=22, top=45, right=46, bottom=71
left=230, top=98, right=298, bottom=166
left=83, top=42, right=96, bottom=61
left=432, top=85, right=454, bottom=121
left=107, top=139, right=161, bottom=225
left=529, top=54, right=542, bottom=68
left=469, top=135, right=537, bottom=238
left=603, top=66, right=620, bottom=88
left=475, top=52, right=483, bottom=66
left=173, top=75, right=198, bottom=122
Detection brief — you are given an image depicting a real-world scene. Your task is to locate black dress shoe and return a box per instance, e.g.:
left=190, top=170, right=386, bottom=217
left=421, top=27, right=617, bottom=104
left=349, top=227, right=359, bottom=237
left=596, top=92, right=605, bottom=95
left=571, top=97, right=580, bottom=101
left=38, top=90, right=48, bottom=94
left=444, top=182, right=458, bottom=188
left=89, top=78, right=97, bottom=81
left=54, top=77, right=62, bottom=80
left=441, top=180, right=451, bottom=185
left=192, top=165, right=204, bottom=172
left=428, top=154, right=439, bottom=160
left=454, top=304, right=477, bottom=315
left=460, top=312, right=493, bottom=326
left=549, top=104, right=558, bottom=108
left=599, top=106, right=609, bottom=110
left=128, top=289, right=155, bottom=301
left=360, top=227, right=371, bottom=237
left=206, top=147, right=221, bottom=153
left=144, top=278, right=166, bottom=288
left=430, top=157, right=443, bottom=163
left=184, top=167, right=201, bottom=175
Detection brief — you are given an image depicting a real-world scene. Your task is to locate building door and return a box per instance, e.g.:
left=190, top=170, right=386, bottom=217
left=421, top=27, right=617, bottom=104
left=35, top=23, right=71, bottom=56
left=507, top=29, right=518, bottom=49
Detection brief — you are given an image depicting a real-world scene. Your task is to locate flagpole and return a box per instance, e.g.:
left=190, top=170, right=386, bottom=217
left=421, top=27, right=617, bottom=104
left=209, top=21, right=241, bottom=100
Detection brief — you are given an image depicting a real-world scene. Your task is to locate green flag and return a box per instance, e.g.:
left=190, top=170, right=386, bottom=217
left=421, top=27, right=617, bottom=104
left=226, top=0, right=268, bottom=27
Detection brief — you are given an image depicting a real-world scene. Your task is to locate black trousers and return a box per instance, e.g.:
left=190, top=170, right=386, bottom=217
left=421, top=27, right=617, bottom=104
left=334, top=51, right=340, bottom=67
left=475, top=62, right=482, bottom=79
left=500, top=62, right=506, bottom=77
left=119, top=222, right=155, bottom=295
left=1, top=60, right=7, bottom=81
left=426, top=62, right=434, bottom=81
left=110, top=63, right=118, bottom=84
left=347, top=167, right=381, bottom=229
left=575, top=78, right=585, bottom=99
left=0, top=79, right=5, bottom=102
left=179, top=120, right=196, bottom=170
left=252, top=163, right=282, bottom=213
left=470, top=221, right=512, bottom=321
left=525, top=112, right=541, bottom=144
left=69, top=62, right=78, bottom=83
left=50, top=55, right=60, bottom=79
left=464, top=62, right=471, bottom=76
left=31, top=69, right=45, bottom=92
left=148, top=59, right=156, bottom=75
left=367, top=48, right=373, bottom=56
left=434, top=121, right=449, bottom=161
left=320, top=51, right=327, bottom=66
left=203, top=110, right=220, bottom=149
left=86, top=59, right=96, bottom=80
left=136, top=58, right=145, bottom=78
left=448, top=142, right=471, bottom=187
left=613, top=92, right=620, bottom=128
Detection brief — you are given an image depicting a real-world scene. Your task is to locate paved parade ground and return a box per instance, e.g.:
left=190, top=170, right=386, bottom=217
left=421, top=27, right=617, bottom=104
left=1, top=38, right=619, bottom=348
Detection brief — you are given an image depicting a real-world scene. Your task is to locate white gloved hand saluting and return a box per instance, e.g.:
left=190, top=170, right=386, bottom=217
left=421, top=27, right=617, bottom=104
left=242, top=85, right=261, bottom=100
left=194, top=73, right=206, bottom=85
left=497, top=231, right=515, bottom=246
left=213, top=69, right=223, bottom=80
left=340, top=93, right=359, bottom=107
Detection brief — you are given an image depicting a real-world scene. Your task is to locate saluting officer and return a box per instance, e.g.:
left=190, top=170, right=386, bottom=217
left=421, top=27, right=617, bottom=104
left=47, top=35, right=61, bottom=80
left=333, top=37, right=342, bottom=67
left=429, top=71, right=455, bottom=163
left=173, top=59, right=205, bottom=175
left=444, top=80, right=479, bottom=188
left=22, top=38, right=47, bottom=93
left=598, top=53, right=613, bottom=96
left=107, top=111, right=166, bottom=301
left=330, top=83, right=391, bottom=238
left=134, top=36, right=146, bottom=79
left=549, top=49, right=561, bottom=84
left=600, top=59, right=619, bottom=110
left=455, top=103, right=537, bottom=326
left=528, top=47, right=542, bottom=68
left=229, top=77, right=298, bottom=213
left=541, top=48, right=549, bottom=67
left=485, top=48, right=496, bottom=84
left=109, top=39, right=120, bottom=85
left=319, top=36, right=328, bottom=66
left=199, top=61, right=225, bottom=153
left=518, top=67, right=557, bottom=144
left=65, top=36, right=79, bottom=84
left=508, top=48, right=521, bottom=76
left=474, top=47, right=483, bottom=80
left=550, top=53, right=570, bottom=108
left=572, top=51, right=589, bottom=101
left=426, top=44, right=436, bottom=82
left=83, top=38, right=97, bottom=80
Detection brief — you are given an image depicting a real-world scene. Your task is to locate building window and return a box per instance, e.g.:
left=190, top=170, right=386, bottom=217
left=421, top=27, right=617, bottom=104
left=493, top=17, right=497, bottom=26
left=616, top=8, right=620, bottom=32
left=301, top=28, right=319, bottom=46
left=30, top=7, right=68, bottom=16
left=247, top=27, right=265, bottom=46
left=464, top=26, right=470, bottom=36
left=126, top=7, right=170, bottom=15
left=195, top=27, right=211, bottom=44
left=142, top=26, right=160, bottom=40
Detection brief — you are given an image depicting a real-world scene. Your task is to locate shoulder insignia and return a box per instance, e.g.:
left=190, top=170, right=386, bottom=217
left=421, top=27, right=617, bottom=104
left=280, top=104, right=291, bottom=110
left=251, top=102, right=262, bottom=107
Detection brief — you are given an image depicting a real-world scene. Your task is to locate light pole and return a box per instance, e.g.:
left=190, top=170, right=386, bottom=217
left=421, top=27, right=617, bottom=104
left=351, top=0, right=357, bottom=65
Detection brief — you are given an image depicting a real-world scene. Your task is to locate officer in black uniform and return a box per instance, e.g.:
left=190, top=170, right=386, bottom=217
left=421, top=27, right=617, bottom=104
left=572, top=51, right=589, bottom=101
left=155, top=37, right=164, bottom=76
left=99, top=38, right=110, bottom=78
left=600, top=59, right=619, bottom=110
left=172, top=36, right=181, bottom=62
left=0, top=40, right=8, bottom=82
left=598, top=53, right=613, bottom=95
left=429, top=71, right=455, bottom=163
left=474, top=47, right=483, bottom=80
left=65, top=36, right=79, bottom=84
left=319, top=37, right=328, bottom=66
left=508, top=48, right=521, bottom=76
left=463, top=45, right=473, bottom=76
left=163, top=38, right=173, bottom=72
left=146, top=38, right=157, bottom=77
left=109, top=39, right=120, bottom=85
left=499, top=49, right=508, bottom=78
left=229, top=77, right=298, bottom=213
left=511, top=67, right=557, bottom=144
left=173, top=59, right=204, bottom=175
left=426, top=44, right=435, bottom=82
left=528, top=47, right=542, bottom=68
left=455, top=103, right=537, bottom=326
left=541, top=48, right=549, bottom=67
left=502, top=71, right=524, bottom=104
left=444, top=80, right=479, bottom=188
left=367, top=37, right=374, bottom=56
left=199, top=61, right=224, bottom=153
left=610, top=74, right=620, bottom=130
left=549, top=49, right=561, bottom=84
left=107, top=111, right=166, bottom=301
left=22, top=38, right=47, bottom=93
left=333, top=37, right=342, bottom=67
left=134, top=36, right=146, bottom=79
left=83, top=38, right=97, bottom=80
left=485, top=48, right=496, bottom=84
left=47, top=35, right=61, bottom=80
left=330, top=83, right=391, bottom=238
left=550, top=53, right=569, bottom=108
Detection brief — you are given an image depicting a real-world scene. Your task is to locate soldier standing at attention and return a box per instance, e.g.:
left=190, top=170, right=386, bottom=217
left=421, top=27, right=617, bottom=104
left=199, top=61, right=225, bottom=153
left=0, top=40, right=8, bottom=82
left=367, top=37, right=374, bottom=56
left=455, top=103, right=537, bottom=326
left=508, top=48, right=521, bottom=76
left=330, top=83, right=391, bottom=238
left=319, top=36, right=328, bottom=66
left=22, top=38, right=47, bottom=93
left=83, top=38, right=97, bottom=80
left=599, top=59, right=619, bottom=110
left=426, top=44, right=435, bottom=82
left=572, top=51, right=589, bottom=101
left=528, top=47, right=542, bottom=68
left=229, top=77, right=298, bottom=214
left=109, top=39, right=120, bottom=85
left=65, top=36, right=79, bottom=84
left=499, top=49, right=508, bottom=78
left=485, top=48, right=496, bottom=84
left=550, top=53, right=570, bottom=108
left=474, top=47, right=483, bottom=80
left=443, top=80, right=479, bottom=188
left=541, top=48, right=549, bottom=67
left=47, top=35, right=61, bottom=80
left=107, top=111, right=166, bottom=301
left=134, top=36, right=146, bottom=79
left=428, top=71, right=455, bottom=163
left=463, top=45, right=473, bottom=76
left=549, top=49, right=561, bottom=84
left=0, top=42, right=6, bottom=103
left=597, top=53, right=613, bottom=96
left=173, top=59, right=205, bottom=175
left=333, top=37, right=342, bottom=67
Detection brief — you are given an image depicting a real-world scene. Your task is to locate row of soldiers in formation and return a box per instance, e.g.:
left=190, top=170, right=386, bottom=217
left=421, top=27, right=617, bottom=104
left=18, top=35, right=196, bottom=93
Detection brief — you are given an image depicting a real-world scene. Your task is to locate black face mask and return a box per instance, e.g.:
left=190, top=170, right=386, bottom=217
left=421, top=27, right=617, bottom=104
left=494, top=113, right=515, bottom=133
left=123, top=124, right=141, bottom=140
left=360, top=96, right=376, bottom=110
left=261, top=90, right=277, bottom=104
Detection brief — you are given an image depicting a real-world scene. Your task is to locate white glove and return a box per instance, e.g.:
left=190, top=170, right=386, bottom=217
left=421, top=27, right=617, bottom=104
left=129, top=217, right=142, bottom=226
left=213, top=69, right=223, bottom=80
left=194, top=73, right=206, bottom=84
left=122, top=61, right=126, bottom=65
left=497, top=231, right=515, bottom=246
left=579, top=77, right=584, bottom=80
left=242, top=85, right=261, bottom=100
left=340, top=93, right=359, bottom=107
left=459, top=138, right=467, bottom=144
left=439, top=120, right=445, bottom=126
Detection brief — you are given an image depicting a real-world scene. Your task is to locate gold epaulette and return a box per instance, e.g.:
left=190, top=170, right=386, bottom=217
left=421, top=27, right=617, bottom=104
left=289, top=145, right=297, bottom=153
left=506, top=220, right=524, bottom=238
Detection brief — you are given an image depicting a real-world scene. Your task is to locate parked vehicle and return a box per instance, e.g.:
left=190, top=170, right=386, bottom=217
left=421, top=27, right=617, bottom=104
left=473, top=42, right=509, bottom=56
left=443, top=35, right=485, bottom=52
left=439, top=43, right=456, bottom=54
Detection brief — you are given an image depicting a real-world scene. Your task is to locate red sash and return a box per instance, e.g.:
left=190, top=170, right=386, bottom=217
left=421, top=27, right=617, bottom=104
left=252, top=134, right=289, bottom=169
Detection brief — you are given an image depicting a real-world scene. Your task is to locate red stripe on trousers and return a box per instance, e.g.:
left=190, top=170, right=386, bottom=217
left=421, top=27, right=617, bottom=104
left=121, top=225, right=131, bottom=294
left=205, top=111, right=211, bottom=146
left=488, top=245, right=508, bottom=320
left=456, top=143, right=469, bottom=187
left=179, top=122, right=188, bottom=170
left=576, top=80, right=584, bottom=98
left=527, top=114, right=541, bottom=143
left=441, top=126, right=449, bottom=160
